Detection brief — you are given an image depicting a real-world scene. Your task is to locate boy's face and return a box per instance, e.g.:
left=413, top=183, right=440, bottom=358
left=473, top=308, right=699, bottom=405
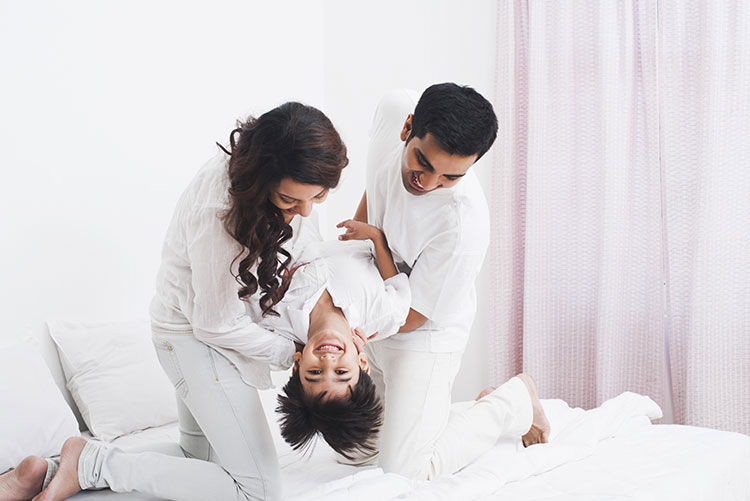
left=293, top=328, right=369, bottom=400
left=399, top=114, right=477, bottom=195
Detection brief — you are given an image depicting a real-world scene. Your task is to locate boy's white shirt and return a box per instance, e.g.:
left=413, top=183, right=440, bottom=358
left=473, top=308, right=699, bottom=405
left=255, top=239, right=412, bottom=345
left=365, top=89, right=490, bottom=353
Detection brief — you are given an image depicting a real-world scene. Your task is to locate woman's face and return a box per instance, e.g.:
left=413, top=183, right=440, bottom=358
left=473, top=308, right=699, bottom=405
left=269, top=178, right=329, bottom=223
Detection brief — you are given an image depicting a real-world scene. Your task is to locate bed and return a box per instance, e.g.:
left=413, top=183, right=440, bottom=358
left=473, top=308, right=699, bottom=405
left=4, top=322, right=749, bottom=501
left=70, top=388, right=750, bottom=501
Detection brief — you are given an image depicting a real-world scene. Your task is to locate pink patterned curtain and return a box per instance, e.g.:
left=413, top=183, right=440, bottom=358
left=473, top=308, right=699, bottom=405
left=490, top=0, right=750, bottom=434
left=660, top=0, right=750, bottom=434
left=490, top=0, right=665, bottom=412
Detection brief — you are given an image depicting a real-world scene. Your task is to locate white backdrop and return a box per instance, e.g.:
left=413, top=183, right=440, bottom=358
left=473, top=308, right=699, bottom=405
left=0, top=0, right=496, bottom=401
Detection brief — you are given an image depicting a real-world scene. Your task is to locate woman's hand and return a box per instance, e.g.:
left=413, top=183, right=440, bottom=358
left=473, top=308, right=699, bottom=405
left=337, top=219, right=383, bottom=243
left=352, top=327, right=378, bottom=353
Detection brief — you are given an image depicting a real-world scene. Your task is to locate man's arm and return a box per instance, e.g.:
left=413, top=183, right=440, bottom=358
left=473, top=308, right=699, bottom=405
left=398, top=308, right=428, bottom=333
left=353, top=191, right=367, bottom=223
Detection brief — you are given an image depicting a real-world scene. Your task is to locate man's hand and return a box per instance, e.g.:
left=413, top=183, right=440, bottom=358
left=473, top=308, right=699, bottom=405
left=337, top=219, right=382, bottom=242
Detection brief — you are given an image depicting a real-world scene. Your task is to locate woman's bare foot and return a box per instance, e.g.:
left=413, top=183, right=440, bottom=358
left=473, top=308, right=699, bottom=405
left=475, top=386, right=496, bottom=400
left=517, top=373, right=551, bottom=447
left=33, top=437, right=86, bottom=501
left=0, top=456, right=48, bottom=501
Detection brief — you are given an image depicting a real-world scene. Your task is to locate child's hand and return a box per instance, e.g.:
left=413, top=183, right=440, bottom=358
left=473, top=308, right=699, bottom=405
left=337, top=219, right=381, bottom=242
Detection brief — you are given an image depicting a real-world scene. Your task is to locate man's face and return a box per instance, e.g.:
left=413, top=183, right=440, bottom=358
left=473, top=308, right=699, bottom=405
left=399, top=115, right=477, bottom=195
left=294, top=328, right=369, bottom=400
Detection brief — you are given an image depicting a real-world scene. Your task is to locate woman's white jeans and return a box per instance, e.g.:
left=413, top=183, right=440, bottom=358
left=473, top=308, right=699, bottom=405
left=76, top=327, right=281, bottom=501
left=364, top=343, right=533, bottom=480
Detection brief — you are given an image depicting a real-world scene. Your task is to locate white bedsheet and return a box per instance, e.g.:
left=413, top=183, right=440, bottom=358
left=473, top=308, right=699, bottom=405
left=69, top=391, right=750, bottom=501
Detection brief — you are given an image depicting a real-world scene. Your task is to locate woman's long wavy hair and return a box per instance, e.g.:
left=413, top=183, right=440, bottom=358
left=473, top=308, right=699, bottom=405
left=218, top=102, right=347, bottom=316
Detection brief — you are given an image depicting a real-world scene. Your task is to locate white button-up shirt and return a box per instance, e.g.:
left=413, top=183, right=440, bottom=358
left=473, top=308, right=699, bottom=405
left=256, top=240, right=411, bottom=345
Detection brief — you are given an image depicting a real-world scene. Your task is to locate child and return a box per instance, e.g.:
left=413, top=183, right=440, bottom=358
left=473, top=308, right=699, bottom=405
left=263, top=225, right=409, bottom=460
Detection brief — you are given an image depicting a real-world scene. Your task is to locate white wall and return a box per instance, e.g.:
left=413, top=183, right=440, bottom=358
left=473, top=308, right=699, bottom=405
left=1, top=0, right=326, bottom=331
left=0, top=1, right=496, bottom=402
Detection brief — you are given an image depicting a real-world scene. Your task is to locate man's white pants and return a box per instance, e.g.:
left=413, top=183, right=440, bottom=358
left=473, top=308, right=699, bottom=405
left=74, top=327, right=282, bottom=501
left=365, top=342, right=533, bottom=480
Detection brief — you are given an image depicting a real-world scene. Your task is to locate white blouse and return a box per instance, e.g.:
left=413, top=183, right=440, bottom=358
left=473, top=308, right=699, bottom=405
left=150, top=153, right=322, bottom=389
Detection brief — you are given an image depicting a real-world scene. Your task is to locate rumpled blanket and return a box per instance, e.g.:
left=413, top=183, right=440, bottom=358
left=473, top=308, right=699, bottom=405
left=287, top=392, right=662, bottom=501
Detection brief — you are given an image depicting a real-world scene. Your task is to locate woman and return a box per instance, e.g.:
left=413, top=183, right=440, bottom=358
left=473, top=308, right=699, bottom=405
left=1, top=102, right=348, bottom=501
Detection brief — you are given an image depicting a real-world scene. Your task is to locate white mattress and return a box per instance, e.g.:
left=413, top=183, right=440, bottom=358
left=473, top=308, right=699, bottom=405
left=70, top=390, right=750, bottom=501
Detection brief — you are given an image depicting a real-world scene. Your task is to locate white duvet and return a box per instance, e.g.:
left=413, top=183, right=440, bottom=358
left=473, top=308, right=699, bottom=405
left=72, top=391, right=750, bottom=501
left=285, top=392, right=661, bottom=500
left=283, top=392, right=750, bottom=501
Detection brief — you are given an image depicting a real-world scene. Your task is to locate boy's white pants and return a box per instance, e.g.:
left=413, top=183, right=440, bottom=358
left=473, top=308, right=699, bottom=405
left=74, top=327, right=282, bottom=501
left=364, top=342, right=533, bottom=480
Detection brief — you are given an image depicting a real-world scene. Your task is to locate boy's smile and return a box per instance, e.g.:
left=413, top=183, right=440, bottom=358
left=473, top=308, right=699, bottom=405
left=294, top=328, right=369, bottom=400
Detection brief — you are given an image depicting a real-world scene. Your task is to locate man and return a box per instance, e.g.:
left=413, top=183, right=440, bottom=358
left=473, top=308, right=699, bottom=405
left=338, top=83, right=550, bottom=480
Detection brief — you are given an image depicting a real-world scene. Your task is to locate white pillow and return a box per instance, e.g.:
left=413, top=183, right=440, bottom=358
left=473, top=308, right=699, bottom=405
left=0, top=340, right=80, bottom=473
left=47, top=320, right=177, bottom=441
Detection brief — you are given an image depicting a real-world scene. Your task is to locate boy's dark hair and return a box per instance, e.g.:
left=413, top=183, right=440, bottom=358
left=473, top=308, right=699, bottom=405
left=276, top=368, right=383, bottom=460
left=410, top=82, right=499, bottom=161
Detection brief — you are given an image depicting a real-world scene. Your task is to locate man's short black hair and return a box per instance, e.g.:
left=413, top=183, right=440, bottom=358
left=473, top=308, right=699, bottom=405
left=276, top=368, right=383, bottom=460
left=410, top=82, right=499, bottom=161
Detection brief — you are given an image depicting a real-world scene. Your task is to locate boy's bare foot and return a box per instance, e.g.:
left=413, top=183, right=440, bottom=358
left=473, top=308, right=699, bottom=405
left=517, top=373, right=551, bottom=447
left=0, top=456, right=48, bottom=501
left=33, top=437, right=86, bottom=501
left=475, top=386, right=496, bottom=400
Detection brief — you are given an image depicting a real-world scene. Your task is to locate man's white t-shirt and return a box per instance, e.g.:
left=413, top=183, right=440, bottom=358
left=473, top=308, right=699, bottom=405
left=366, top=89, right=490, bottom=353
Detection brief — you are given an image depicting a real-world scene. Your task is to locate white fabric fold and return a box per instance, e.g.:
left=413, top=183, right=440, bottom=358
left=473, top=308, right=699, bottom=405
left=293, top=392, right=663, bottom=500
